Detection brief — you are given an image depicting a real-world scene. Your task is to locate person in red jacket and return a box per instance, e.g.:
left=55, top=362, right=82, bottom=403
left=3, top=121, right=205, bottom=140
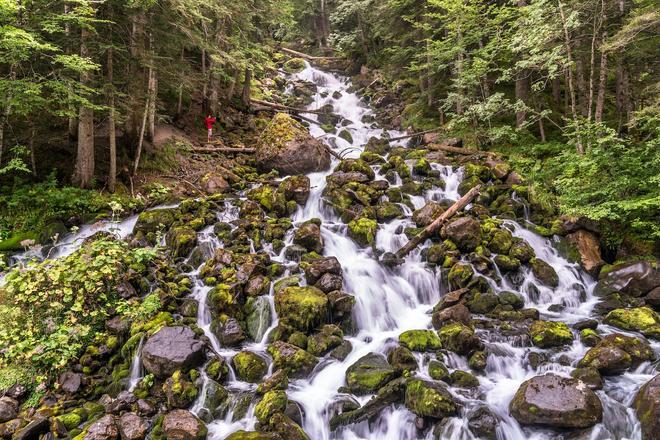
left=204, top=114, right=217, bottom=143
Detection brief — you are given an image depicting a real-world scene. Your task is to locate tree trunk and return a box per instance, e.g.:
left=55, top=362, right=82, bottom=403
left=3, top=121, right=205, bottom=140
left=29, top=127, right=37, bottom=177
left=227, top=69, right=241, bottom=101
left=587, top=0, right=603, bottom=122
left=65, top=3, right=77, bottom=147
left=147, top=73, right=157, bottom=142
left=242, top=68, right=252, bottom=108
left=595, top=29, right=607, bottom=123
left=132, top=67, right=152, bottom=176
left=176, top=48, right=184, bottom=119
left=108, top=47, right=117, bottom=192
left=575, top=44, right=587, bottom=117
left=201, top=48, right=208, bottom=108
left=558, top=0, right=584, bottom=155
left=515, top=0, right=528, bottom=128
left=538, top=118, right=546, bottom=142
left=319, top=0, right=329, bottom=47
left=552, top=77, right=561, bottom=104
left=357, top=13, right=369, bottom=59
left=455, top=26, right=464, bottom=115
left=74, top=26, right=95, bottom=188
left=0, top=65, right=15, bottom=166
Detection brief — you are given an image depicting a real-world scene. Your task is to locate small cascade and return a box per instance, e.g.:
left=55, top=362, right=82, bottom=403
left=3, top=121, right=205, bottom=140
left=127, top=335, right=145, bottom=392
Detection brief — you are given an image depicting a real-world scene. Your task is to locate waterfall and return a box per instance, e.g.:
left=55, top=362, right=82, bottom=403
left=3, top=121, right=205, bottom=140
left=127, top=335, right=145, bottom=392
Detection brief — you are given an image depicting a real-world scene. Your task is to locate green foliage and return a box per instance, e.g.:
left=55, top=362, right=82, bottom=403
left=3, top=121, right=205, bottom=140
left=0, top=239, right=155, bottom=374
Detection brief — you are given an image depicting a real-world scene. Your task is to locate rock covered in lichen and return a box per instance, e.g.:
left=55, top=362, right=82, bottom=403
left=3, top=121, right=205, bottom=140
left=404, top=379, right=456, bottom=419
left=529, top=320, right=573, bottom=348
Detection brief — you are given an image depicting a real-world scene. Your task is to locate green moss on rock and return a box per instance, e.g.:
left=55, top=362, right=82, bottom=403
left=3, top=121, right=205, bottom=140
left=529, top=321, right=573, bottom=348
left=398, top=329, right=442, bottom=352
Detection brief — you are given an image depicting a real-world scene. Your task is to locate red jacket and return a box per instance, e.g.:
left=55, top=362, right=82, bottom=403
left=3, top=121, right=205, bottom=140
left=204, top=116, right=216, bottom=130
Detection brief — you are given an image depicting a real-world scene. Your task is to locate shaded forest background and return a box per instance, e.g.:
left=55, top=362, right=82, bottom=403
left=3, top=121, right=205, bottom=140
left=0, top=0, right=658, bottom=254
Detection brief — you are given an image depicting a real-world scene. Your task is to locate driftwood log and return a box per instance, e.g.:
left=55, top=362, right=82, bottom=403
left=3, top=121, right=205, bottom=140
left=395, top=185, right=481, bottom=259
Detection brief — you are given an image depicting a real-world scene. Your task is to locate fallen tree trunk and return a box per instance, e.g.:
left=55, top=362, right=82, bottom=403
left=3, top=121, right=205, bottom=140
left=250, top=98, right=327, bottom=115
left=426, top=143, right=489, bottom=156
left=193, top=146, right=255, bottom=154
left=387, top=127, right=443, bottom=143
left=395, top=185, right=481, bottom=259
left=280, top=47, right=343, bottom=61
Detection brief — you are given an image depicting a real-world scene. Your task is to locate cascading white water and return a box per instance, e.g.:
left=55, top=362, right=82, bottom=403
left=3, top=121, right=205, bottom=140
left=127, top=335, right=145, bottom=392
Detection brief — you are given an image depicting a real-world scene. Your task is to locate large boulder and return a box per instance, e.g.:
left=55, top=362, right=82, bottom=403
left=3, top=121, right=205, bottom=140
left=162, top=410, right=207, bottom=440
left=275, top=286, right=328, bottom=332
left=603, top=307, right=660, bottom=339
left=255, top=113, right=331, bottom=176
left=437, top=322, right=483, bottom=355
left=404, top=379, right=457, bottom=419
left=117, top=413, right=148, bottom=440
left=578, top=333, right=655, bottom=374
left=529, top=320, right=573, bottom=348
left=281, top=175, right=311, bottom=205
left=442, top=217, right=482, bottom=252
left=509, top=374, right=603, bottom=428
left=594, top=260, right=660, bottom=297
left=530, top=258, right=559, bottom=288
left=634, top=374, right=660, bottom=440
left=412, top=201, right=445, bottom=227
left=232, top=351, right=268, bottom=383
left=345, top=353, right=398, bottom=395
left=141, top=326, right=205, bottom=378
left=84, top=414, right=119, bottom=440
left=0, top=397, right=18, bottom=423
left=293, top=222, right=323, bottom=253
left=267, top=341, right=318, bottom=378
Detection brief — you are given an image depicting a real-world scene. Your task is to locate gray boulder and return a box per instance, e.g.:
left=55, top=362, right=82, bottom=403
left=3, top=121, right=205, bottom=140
left=142, top=326, right=205, bottom=378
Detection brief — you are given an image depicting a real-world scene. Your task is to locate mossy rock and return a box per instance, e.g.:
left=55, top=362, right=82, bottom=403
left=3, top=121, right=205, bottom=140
left=428, top=360, right=449, bottom=381
left=254, top=390, right=288, bottom=425
left=135, top=209, right=176, bottom=235
left=247, top=185, right=287, bottom=216
left=450, top=370, right=480, bottom=388
left=494, top=255, right=521, bottom=272
left=530, top=258, right=559, bottom=288
left=165, top=226, right=198, bottom=258
left=489, top=229, right=513, bottom=254
left=274, top=286, right=328, bottom=332
left=603, top=307, right=660, bottom=340
left=404, top=379, right=456, bottom=419
left=529, top=320, right=573, bottom=348
left=468, top=292, right=499, bottom=315
left=267, top=341, right=318, bottom=378
left=163, top=370, right=198, bottom=408
left=232, top=351, right=268, bottom=383
left=347, top=217, right=378, bottom=247
left=225, top=431, right=280, bottom=440
left=336, top=158, right=375, bottom=180
left=375, top=202, right=403, bottom=223
left=438, top=322, right=483, bottom=355
left=283, top=58, right=306, bottom=73
left=447, top=263, right=474, bottom=289
left=345, top=353, right=398, bottom=395
left=509, top=240, right=535, bottom=263
left=398, top=329, right=442, bottom=352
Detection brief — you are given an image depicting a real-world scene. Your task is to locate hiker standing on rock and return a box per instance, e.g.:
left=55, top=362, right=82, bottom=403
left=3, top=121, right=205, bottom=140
left=204, top=114, right=217, bottom=143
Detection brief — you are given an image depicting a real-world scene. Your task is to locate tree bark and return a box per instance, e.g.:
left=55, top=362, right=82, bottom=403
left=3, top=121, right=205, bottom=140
left=595, top=29, right=607, bottom=123
left=515, top=0, right=528, bottom=128
left=227, top=68, right=241, bottom=101
left=241, top=68, right=252, bottom=108
left=455, top=26, right=464, bottom=115
left=558, top=0, right=584, bottom=154
left=133, top=66, right=153, bottom=176
left=147, top=73, right=157, bottom=142
left=552, top=77, right=561, bottom=105
left=65, top=3, right=77, bottom=147
left=108, top=47, right=117, bottom=192
left=74, top=26, right=95, bottom=188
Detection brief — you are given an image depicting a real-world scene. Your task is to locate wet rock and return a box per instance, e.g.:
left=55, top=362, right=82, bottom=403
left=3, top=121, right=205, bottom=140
left=570, top=367, right=603, bottom=390
left=347, top=217, right=378, bottom=247
left=330, top=340, right=353, bottom=361
left=468, top=292, right=499, bottom=314
left=578, top=333, right=654, bottom=374
left=432, top=303, right=472, bottom=328
left=275, top=286, right=328, bottom=332
left=404, top=379, right=456, bottom=419
left=529, top=320, right=573, bottom=348
left=117, top=413, right=147, bottom=440
left=603, top=307, right=659, bottom=339
left=134, top=209, right=176, bottom=236
left=494, top=255, right=521, bottom=272
left=84, top=414, right=119, bottom=440
left=307, top=325, right=343, bottom=356
left=245, top=275, right=271, bottom=297
left=565, top=230, right=604, bottom=276
left=255, top=390, right=288, bottom=424
left=255, top=113, right=331, bottom=176
left=141, top=326, right=205, bottom=378
left=573, top=319, right=598, bottom=331
left=345, top=353, right=398, bottom=395
left=225, top=431, right=279, bottom=440
left=336, top=158, right=376, bottom=180
left=257, top=370, right=289, bottom=395
left=594, top=260, right=659, bottom=298
left=634, top=374, right=660, bottom=440
left=0, top=397, right=18, bottom=423
left=293, top=221, right=323, bottom=253
left=447, top=263, right=474, bottom=289
left=428, top=360, right=449, bottom=381
left=166, top=226, right=198, bottom=258
left=645, top=286, right=660, bottom=309
left=437, top=322, right=483, bottom=355
left=412, top=202, right=445, bottom=227
left=57, top=370, right=82, bottom=395
left=212, top=317, right=246, bottom=346
left=509, top=240, right=535, bottom=263
left=162, top=410, right=207, bottom=440
left=398, top=329, right=442, bottom=351
left=468, top=406, right=498, bottom=439
left=105, top=391, right=138, bottom=414
left=530, top=258, right=559, bottom=288
left=232, top=351, right=268, bottom=383
left=468, top=351, right=488, bottom=371
left=441, top=217, right=482, bottom=252
left=315, top=273, right=343, bottom=293
left=579, top=328, right=601, bottom=347
left=498, top=291, right=525, bottom=310
left=387, top=346, right=418, bottom=372
left=304, top=257, right=341, bottom=285
left=164, top=370, right=198, bottom=409
left=375, top=201, right=403, bottom=222
left=330, top=378, right=407, bottom=429
left=267, top=341, right=318, bottom=378
left=200, top=173, right=229, bottom=195
left=246, top=296, right=272, bottom=342
left=449, top=370, right=479, bottom=388
left=268, top=413, right=310, bottom=440
left=489, top=229, right=513, bottom=254
left=509, top=374, right=603, bottom=428
left=281, top=175, right=311, bottom=205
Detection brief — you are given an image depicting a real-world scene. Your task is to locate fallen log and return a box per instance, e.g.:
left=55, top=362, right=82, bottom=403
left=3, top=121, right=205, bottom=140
left=250, top=98, right=327, bottom=115
left=193, top=146, right=255, bottom=154
left=387, top=127, right=443, bottom=143
left=280, top=47, right=343, bottom=61
left=426, top=143, right=489, bottom=156
left=395, top=185, right=481, bottom=259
